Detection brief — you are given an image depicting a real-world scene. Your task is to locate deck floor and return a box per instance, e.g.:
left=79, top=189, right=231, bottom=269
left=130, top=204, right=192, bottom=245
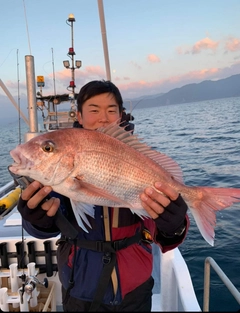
left=151, top=293, right=161, bottom=311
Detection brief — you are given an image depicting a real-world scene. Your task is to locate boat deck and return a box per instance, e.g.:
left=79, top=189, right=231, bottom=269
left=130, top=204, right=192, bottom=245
left=0, top=208, right=163, bottom=311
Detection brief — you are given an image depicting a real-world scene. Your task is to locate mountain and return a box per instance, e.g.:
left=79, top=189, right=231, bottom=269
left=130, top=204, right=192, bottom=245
left=124, top=74, right=240, bottom=110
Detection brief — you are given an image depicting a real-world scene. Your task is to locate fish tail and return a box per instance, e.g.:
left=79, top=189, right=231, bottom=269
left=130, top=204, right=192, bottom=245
left=186, top=186, right=240, bottom=246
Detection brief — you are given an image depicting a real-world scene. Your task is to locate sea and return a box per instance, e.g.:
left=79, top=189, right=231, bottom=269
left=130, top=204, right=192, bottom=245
left=1, top=97, right=240, bottom=311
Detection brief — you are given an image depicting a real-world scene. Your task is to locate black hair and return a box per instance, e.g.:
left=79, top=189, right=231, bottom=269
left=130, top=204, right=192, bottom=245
left=76, top=80, right=123, bottom=113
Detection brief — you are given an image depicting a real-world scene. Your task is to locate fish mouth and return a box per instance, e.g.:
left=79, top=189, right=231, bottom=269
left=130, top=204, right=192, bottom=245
left=9, top=149, right=33, bottom=173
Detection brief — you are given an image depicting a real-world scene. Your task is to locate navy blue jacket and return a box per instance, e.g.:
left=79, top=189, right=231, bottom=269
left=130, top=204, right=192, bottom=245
left=22, top=193, right=189, bottom=304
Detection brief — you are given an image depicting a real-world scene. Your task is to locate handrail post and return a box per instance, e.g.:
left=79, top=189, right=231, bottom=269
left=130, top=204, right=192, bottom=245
left=203, top=257, right=211, bottom=311
left=203, top=256, right=240, bottom=312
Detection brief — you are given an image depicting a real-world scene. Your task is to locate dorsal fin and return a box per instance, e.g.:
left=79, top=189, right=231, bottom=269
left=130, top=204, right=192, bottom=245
left=97, top=122, right=184, bottom=183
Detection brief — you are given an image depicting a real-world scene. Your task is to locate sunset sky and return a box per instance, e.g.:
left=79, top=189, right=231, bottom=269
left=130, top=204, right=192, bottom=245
left=1, top=0, right=240, bottom=118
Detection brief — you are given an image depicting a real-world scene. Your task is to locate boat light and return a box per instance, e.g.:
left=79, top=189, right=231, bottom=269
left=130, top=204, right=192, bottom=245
left=75, top=60, right=82, bottom=68
left=37, top=75, right=45, bottom=87
left=68, top=14, right=75, bottom=22
left=69, top=81, right=75, bottom=87
left=63, top=60, right=70, bottom=69
left=68, top=47, right=75, bottom=55
left=69, top=110, right=76, bottom=118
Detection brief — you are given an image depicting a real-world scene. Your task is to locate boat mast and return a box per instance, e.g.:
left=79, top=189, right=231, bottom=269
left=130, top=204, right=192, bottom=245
left=97, top=0, right=111, bottom=81
left=63, top=14, right=82, bottom=111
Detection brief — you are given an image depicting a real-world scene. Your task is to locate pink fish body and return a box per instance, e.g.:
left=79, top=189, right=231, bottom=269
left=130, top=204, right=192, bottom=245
left=9, top=123, right=240, bottom=245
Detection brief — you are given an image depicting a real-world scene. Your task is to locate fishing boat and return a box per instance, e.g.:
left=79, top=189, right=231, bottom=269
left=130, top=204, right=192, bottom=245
left=1, top=1, right=240, bottom=312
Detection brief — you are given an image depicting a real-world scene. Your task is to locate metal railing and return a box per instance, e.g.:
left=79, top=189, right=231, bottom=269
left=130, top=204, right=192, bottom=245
left=203, top=256, right=240, bottom=311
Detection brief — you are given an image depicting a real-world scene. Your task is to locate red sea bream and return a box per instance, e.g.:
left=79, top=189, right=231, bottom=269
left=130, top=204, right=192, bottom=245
left=9, top=123, right=240, bottom=246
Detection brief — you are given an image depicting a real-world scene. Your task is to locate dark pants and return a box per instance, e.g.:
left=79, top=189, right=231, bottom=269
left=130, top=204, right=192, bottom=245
left=62, top=276, right=154, bottom=312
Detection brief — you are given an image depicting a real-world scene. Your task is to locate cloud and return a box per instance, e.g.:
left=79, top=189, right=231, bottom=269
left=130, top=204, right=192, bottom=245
left=147, top=54, right=160, bottom=63
left=3, top=79, right=26, bottom=91
left=117, top=62, right=240, bottom=98
left=192, top=37, right=219, bottom=54
left=84, top=65, right=105, bottom=76
left=1, top=58, right=240, bottom=102
left=225, top=37, right=240, bottom=52
left=0, top=64, right=107, bottom=98
left=45, top=65, right=107, bottom=94
left=130, top=61, right=141, bottom=70
left=177, top=37, right=219, bottom=55
left=176, top=47, right=184, bottom=55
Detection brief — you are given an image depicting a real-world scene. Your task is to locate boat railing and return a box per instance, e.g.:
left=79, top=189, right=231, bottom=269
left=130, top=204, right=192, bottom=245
left=203, top=256, right=240, bottom=311
left=0, top=181, right=16, bottom=198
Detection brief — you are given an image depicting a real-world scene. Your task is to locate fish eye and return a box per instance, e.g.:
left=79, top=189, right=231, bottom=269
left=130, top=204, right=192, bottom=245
left=41, top=141, right=55, bottom=153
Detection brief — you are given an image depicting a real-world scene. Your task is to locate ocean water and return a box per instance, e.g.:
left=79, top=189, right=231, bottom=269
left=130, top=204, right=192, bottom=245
left=134, top=97, right=240, bottom=312
left=1, top=97, right=240, bottom=311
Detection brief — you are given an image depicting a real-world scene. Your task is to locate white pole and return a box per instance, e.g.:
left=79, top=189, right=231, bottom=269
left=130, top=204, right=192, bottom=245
left=9, top=263, right=20, bottom=309
left=0, top=287, right=9, bottom=311
left=97, top=0, right=111, bottom=81
left=25, top=55, right=38, bottom=133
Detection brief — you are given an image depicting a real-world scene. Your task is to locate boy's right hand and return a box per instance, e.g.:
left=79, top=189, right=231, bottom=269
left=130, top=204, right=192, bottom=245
left=18, top=181, right=60, bottom=228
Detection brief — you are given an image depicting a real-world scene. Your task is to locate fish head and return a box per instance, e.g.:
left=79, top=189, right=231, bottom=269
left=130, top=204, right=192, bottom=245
left=9, top=130, right=78, bottom=186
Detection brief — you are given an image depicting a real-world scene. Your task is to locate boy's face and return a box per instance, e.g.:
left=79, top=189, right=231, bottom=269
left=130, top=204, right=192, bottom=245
left=77, top=92, right=121, bottom=130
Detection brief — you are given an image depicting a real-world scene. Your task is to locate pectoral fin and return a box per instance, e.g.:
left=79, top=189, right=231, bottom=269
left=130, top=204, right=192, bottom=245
left=70, top=200, right=95, bottom=232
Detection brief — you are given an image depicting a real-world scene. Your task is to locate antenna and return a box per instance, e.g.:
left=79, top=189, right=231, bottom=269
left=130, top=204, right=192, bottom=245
left=63, top=14, right=82, bottom=118
left=51, top=48, right=57, bottom=98
left=51, top=48, right=58, bottom=126
left=22, top=0, right=32, bottom=55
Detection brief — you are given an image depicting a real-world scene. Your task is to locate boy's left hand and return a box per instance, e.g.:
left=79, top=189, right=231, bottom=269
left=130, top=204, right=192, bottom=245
left=140, top=182, right=188, bottom=234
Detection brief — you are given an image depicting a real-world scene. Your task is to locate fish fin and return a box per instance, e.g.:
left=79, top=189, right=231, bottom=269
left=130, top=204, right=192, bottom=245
left=130, top=208, right=151, bottom=219
left=97, top=122, right=184, bottom=183
left=70, top=200, right=95, bottom=232
left=187, top=186, right=240, bottom=246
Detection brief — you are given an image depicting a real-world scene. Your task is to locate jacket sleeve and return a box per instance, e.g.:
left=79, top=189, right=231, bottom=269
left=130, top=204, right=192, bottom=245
left=155, top=215, right=190, bottom=253
left=19, top=191, right=68, bottom=239
left=22, top=219, right=60, bottom=239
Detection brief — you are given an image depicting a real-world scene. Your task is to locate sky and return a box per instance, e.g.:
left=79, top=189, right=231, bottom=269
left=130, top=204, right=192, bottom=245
left=1, top=0, right=240, bottom=119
